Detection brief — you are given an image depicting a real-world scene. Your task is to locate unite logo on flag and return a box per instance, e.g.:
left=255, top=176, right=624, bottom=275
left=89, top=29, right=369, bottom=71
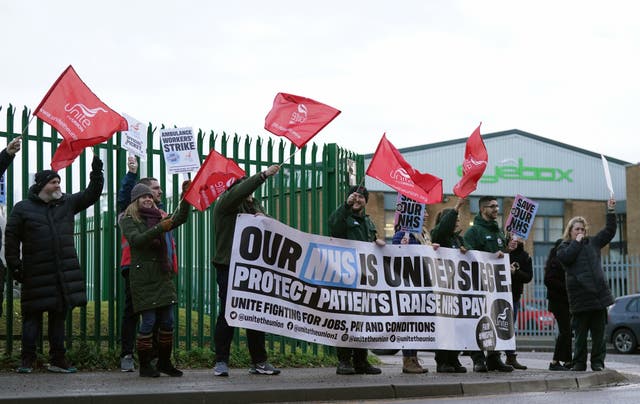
left=462, top=156, right=487, bottom=173
left=264, top=92, right=340, bottom=149
left=289, top=104, right=308, bottom=125
left=201, top=177, right=239, bottom=207
left=453, top=123, right=488, bottom=198
left=389, top=168, right=412, bottom=183
left=62, top=103, right=108, bottom=136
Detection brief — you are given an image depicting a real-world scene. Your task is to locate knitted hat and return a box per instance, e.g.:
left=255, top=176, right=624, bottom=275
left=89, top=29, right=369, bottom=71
left=32, top=170, right=61, bottom=194
left=130, top=183, right=153, bottom=203
left=348, top=186, right=369, bottom=202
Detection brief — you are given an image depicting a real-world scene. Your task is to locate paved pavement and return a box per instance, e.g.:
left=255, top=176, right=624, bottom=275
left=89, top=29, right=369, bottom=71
left=0, top=351, right=631, bottom=404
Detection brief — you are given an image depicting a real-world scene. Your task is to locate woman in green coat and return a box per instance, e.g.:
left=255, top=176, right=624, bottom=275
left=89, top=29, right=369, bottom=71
left=119, top=181, right=190, bottom=377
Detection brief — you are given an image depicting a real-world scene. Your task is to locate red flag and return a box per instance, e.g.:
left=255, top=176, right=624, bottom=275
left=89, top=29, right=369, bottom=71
left=34, top=65, right=128, bottom=169
left=183, top=149, right=246, bottom=211
left=453, top=123, right=488, bottom=198
left=50, top=139, right=83, bottom=171
left=366, top=134, right=443, bottom=204
left=264, top=92, right=341, bottom=148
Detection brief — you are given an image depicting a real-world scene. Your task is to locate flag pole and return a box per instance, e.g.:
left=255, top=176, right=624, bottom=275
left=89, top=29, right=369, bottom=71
left=279, top=149, right=299, bottom=166
left=19, top=115, right=35, bottom=138
left=169, top=172, right=192, bottom=217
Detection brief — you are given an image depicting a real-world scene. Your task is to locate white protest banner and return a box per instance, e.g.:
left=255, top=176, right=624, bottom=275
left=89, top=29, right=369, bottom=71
left=160, top=127, right=201, bottom=174
left=227, top=214, right=515, bottom=351
left=601, top=154, right=614, bottom=198
left=504, top=194, right=538, bottom=240
left=394, top=194, right=425, bottom=234
left=121, top=113, right=147, bottom=160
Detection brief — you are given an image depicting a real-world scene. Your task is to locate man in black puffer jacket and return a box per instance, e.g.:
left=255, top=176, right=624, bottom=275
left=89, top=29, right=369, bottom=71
left=5, top=154, right=103, bottom=373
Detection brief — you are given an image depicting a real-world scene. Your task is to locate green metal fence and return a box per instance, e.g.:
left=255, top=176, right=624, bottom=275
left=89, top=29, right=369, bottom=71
left=0, top=104, right=364, bottom=356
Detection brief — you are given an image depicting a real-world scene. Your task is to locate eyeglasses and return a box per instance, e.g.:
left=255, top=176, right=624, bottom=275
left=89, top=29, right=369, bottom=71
left=483, top=204, right=499, bottom=209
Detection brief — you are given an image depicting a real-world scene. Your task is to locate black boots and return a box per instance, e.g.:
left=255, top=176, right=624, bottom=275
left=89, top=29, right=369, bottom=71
left=486, top=354, right=514, bottom=372
left=506, top=354, right=527, bottom=370
left=157, top=330, right=183, bottom=377
left=137, top=333, right=160, bottom=377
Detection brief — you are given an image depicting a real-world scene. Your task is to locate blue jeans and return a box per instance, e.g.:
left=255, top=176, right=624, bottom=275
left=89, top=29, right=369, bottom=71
left=22, top=310, right=66, bottom=360
left=139, top=304, right=174, bottom=334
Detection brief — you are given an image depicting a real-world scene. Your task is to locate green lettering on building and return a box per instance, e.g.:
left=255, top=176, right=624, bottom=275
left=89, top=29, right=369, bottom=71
left=457, top=158, right=573, bottom=183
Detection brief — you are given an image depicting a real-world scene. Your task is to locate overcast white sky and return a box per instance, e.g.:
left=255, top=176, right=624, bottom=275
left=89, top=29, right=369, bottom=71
left=2, top=0, right=638, bottom=164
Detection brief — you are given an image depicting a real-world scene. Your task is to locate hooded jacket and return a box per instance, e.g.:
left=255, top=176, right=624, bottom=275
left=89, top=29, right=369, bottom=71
left=5, top=164, right=103, bottom=313
left=556, top=212, right=616, bottom=314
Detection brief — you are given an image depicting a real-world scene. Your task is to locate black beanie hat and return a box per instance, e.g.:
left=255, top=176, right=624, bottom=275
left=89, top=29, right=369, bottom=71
left=348, top=186, right=369, bottom=202
left=33, top=170, right=61, bottom=194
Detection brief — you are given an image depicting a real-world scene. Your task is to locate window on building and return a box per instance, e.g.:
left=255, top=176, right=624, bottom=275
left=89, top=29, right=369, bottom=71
left=532, top=216, right=564, bottom=257
left=384, top=210, right=396, bottom=241
left=549, top=217, right=564, bottom=241
left=609, top=213, right=627, bottom=259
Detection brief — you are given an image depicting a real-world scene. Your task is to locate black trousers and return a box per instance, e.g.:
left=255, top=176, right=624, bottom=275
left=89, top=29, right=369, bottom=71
left=336, top=347, right=368, bottom=366
left=435, top=350, right=461, bottom=365
left=120, top=269, right=138, bottom=357
left=572, top=309, right=607, bottom=368
left=549, top=300, right=572, bottom=363
left=214, top=265, right=267, bottom=364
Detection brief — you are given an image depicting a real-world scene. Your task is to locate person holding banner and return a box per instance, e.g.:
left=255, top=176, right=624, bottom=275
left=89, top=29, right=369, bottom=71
left=6, top=155, right=104, bottom=373
left=329, top=185, right=385, bottom=375
left=430, top=197, right=468, bottom=373
left=391, top=219, right=434, bottom=374
left=119, top=181, right=191, bottom=378
left=556, top=198, right=617, bottom=372
left=544, top=239, right=572, bottom=371
left=212, top=165, right=281, bottom=377
left=504, top=236, right=532, bottom=370
left=463, top=196, right=515, bottom=373
left=0, top=137, right=21, bottom=318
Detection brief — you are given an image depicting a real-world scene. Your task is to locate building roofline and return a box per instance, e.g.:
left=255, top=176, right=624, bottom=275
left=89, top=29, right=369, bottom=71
left=364, top=129, right=631, bottom=166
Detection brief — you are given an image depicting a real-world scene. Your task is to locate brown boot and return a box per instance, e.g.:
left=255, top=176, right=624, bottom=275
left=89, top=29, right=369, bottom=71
left=157, top=330, right=183, bottom=377
left=506, top=354, right=527, bottom=370
left=402, top=356, right=428, bottom=374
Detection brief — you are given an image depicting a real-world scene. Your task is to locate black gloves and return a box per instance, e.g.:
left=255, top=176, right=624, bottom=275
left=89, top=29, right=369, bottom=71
left=92, top=154, right=103, bottom=172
